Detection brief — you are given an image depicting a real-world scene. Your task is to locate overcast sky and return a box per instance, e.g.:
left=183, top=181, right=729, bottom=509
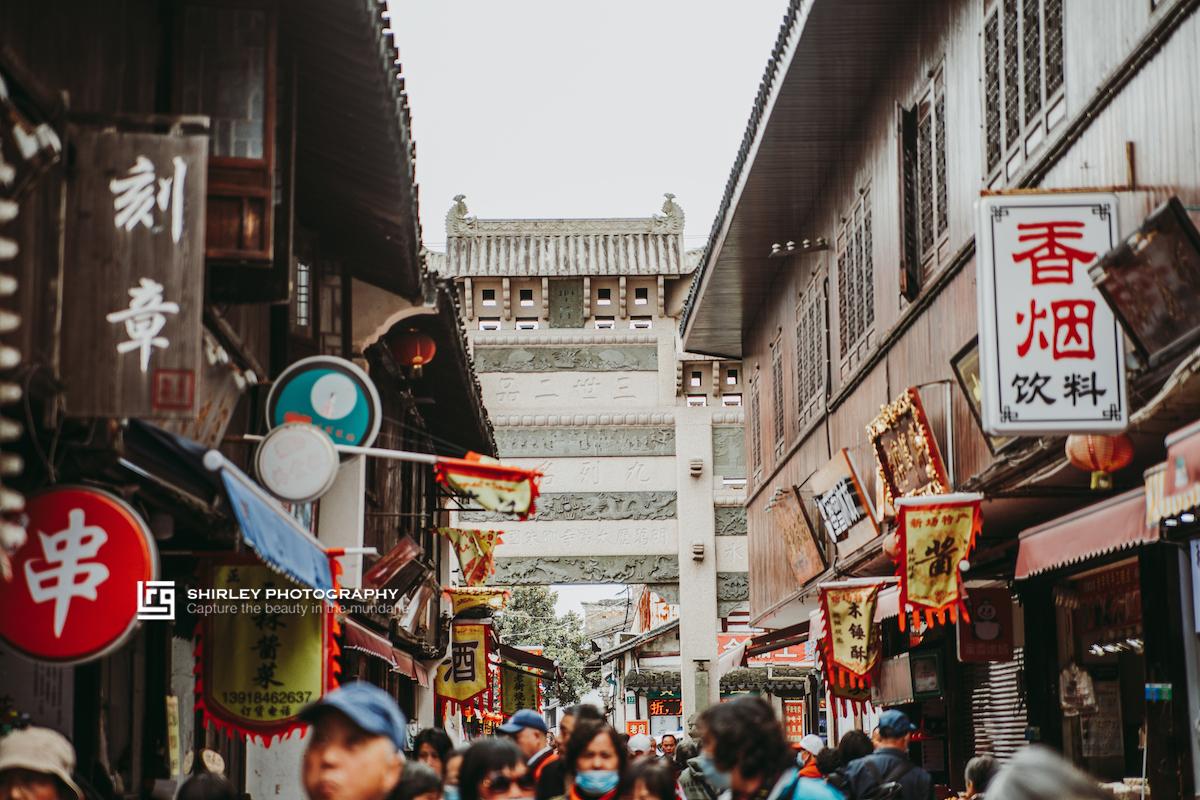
left=389, top=1, right=787, bottom=251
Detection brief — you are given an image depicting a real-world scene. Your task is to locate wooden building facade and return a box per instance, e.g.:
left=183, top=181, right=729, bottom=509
left=683, top=0, right=1200, bottom=795
left=0, top=1, right=493, bottom=795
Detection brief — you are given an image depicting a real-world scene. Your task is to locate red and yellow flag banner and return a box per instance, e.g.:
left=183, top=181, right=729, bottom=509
left=439, top=527, right=504, bottom=586
left=819, top=582, right=883, bottom=690
left=435, top=622, right=491, bottom=705
left=896, top=493, right=982, bottom=630
left=434, top=452, right=542, bottom=519
left=445, top=586, right=510, bottom=616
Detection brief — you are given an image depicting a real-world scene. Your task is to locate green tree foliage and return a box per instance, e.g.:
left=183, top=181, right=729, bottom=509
left=496, top=586, right=601, bottom=705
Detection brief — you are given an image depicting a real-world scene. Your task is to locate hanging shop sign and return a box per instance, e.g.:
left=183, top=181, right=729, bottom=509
left=782, top=700, right=805, bottom=745
left=266, top=355, right=382, bottom=449
left=61, top=122, right=208, bottom=419
left=867, top=387, right=951, bottom=508
left=500, top=665, right=539, bottom=716
left=976, top=192, right=1126, bottom=435
left=773, top=487, right=828, bottom=588
left=804, top=448, right=877, bottom=546
left=434, top=452, right=542, bottom=519
left=649, top=698, right=682, bottom=717
left=197, top=563, right=337, bottom=744
left=255, top=423, right=340, bottom=503
left=439, top=527, right=504, bottom=587
left=445, top=587, right=510, bottom=617
left=819, top=582, right=883, bottom=691
left=435, top=623, right=490, bottom=704
left=1090, top=197, right=1200, bottom=367
left=956, top=587, right=1014, bottom=663
left=895, top=494, right=981, bottom=630
left=0, top=487, right=158, bottom=664
left=159, top=328, right=251, bottom=449
left=718, top=634, right=810, bottom=666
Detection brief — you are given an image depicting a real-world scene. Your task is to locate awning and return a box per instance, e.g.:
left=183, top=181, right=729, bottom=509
left=875, top=586, right=901, bottom=621
left=497, top=643, right=558, bottom=676
left=1015, top=488, right=1155, bottom=580
left=623, top=669, right=680, bottom=692
left=343, top=619, right=398, bottom=669
left=720, top=666, right=811, bottom=695
left=745, top=621, right=809, bottom=660
left=1145, top=419, right=1200, bottom=525
left=597, top=619, right=680, bottom=663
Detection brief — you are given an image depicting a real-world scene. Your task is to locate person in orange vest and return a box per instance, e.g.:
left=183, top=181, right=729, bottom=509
left=500, top=710, right=558, bottom=786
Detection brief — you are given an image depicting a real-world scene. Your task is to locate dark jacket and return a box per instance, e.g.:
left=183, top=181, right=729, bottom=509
left=536, top=757, right=568, bottom=800
left=842, top=747, right=932, bottom=800
left=678, top=757, right=719, bottom=800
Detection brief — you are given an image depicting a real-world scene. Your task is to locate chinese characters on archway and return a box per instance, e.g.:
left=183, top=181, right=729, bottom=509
left=977, top=194, right=1126, bottom=434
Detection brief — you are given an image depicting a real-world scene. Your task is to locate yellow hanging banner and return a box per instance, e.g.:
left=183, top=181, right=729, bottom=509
left=435, top=623, right=490, bottom=703
left=501, top=665, right=539, bottom=715
left=897, top=494, right=982, bottom=630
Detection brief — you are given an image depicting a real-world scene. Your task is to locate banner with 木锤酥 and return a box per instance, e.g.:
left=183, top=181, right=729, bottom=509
left=820, top=583, right=882, bottom=690
left=439, top=527, right=504, bottom=586
left=445, top=587, right=510, bottom=617
left=434, top=452, right=542, bottom=519
left=198, top=563, right=338, bottom=744
left=435, top=623, right=490, bottom=704
left=897, top=494, right=982, bottom=631
left=500, top=665, right=539, bottom=715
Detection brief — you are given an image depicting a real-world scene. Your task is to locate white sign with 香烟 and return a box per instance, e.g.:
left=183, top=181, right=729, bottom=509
left=976, top=193, right=1126, bottom=435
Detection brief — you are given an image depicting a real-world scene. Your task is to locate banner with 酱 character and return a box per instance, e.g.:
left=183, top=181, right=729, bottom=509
left=197, top=562, right=339, bottom=745
left=976, top=193, right=1126, bottom=435
left=895, top=494, right=982, bottom=631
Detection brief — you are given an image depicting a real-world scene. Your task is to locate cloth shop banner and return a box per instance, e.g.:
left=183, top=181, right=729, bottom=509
left=976, top=193, right=1126, bottom=435
left=896, top=494, right=982, bottom=631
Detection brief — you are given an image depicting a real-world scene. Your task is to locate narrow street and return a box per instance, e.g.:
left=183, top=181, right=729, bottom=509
left=2, top=2, right=1200, bottom=799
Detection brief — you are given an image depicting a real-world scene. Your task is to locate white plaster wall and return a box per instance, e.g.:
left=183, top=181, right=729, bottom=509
left=715, top=536, right=749, bottom=573
left=495, top=520, right=678, bottom=557
left=480, top=372, right=660, bottom=411
left=245, top=733, right=308, bottom=799
left=317, top=457, right=367, bottom=589
left=505, top=456, right=676, bottom=492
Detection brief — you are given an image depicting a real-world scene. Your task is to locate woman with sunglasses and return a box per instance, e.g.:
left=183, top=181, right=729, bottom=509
left=548, top=719, right=627, bottom=800
left=461, top=739, right=537, bottom=800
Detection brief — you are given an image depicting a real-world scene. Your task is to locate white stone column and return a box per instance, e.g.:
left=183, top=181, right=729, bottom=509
left=675, top=405, right=718, bottom=718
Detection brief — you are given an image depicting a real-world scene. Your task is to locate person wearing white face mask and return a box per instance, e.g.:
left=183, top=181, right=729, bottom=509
left=544, top=719, right=628, bottom=800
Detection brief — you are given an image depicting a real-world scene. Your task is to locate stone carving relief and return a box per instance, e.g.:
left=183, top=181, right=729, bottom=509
left=712, top=426, right=747, bottom=476
left=716, top=572, right=750, bottom=602
left=496, top=427, right=675, bottom=458
left=461, top=491, right=677, bottom=523
left=446, top=194, right=475, bottom=235
left=714, top=506, right=747, bottom=536
left=474, top=346, right=657, bottom=373
left=491, top=555, right=680, bottom=585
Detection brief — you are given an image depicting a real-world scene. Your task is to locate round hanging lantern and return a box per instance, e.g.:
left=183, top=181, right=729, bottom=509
left=390, top=328, right=437, bottom=375
left=1065, top=433, right=1134, bottom=490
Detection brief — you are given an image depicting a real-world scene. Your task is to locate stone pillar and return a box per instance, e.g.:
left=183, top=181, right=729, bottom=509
left=676, top=399, right=718, bottom=719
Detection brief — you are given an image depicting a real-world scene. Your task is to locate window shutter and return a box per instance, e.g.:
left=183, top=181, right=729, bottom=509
left=898, top=104, right=921, bottom=302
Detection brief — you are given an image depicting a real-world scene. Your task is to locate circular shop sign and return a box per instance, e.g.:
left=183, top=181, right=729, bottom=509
left=255, top=422, right=340, bottom=503
left=266, top=356, right=382, bottom=450
left=0, top=486, right=159, bottom=664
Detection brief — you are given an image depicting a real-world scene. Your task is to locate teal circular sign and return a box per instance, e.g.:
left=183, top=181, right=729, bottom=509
left=266, top=356, right=381, bottom=449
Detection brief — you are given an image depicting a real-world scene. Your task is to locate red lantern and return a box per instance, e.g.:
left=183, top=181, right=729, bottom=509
left=1065, top=433, right=1134, bottom=490
left=391, top=329, right=437, bottom=375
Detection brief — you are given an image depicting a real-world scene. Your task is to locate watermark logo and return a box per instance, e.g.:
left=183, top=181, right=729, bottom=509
left=136, top=580, right=176, bottom=620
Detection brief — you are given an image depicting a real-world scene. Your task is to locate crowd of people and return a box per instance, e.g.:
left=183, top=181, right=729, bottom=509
left=0, top=682, right=1123, bottom=800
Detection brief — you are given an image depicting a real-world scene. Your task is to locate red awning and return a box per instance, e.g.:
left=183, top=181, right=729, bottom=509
left=1146, top=419, right=1200, bottom=525
left=1015, top=488, right=1156, bottom=580
left=343, top=619, right=397, bottom=668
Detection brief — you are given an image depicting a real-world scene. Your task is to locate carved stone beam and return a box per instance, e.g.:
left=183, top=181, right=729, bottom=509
left=712, top=362, right=721, bottom=397
left=583, top=277, right=592, bottom=319
left=502, top=277, right=512, bottom=320
left=619, top=276, right=628, bottom=319
left=541, top=277, right=550, bottom=319
left=463, top=277, right=474, bottom=319
left=657, top=276, right=666, bottom=318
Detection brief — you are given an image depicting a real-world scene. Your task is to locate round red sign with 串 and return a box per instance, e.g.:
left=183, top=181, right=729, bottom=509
left=0, top=486, right=158, bottom=664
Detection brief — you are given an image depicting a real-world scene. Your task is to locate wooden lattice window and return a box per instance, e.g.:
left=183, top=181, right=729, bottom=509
left=749, top=373, right=763, bottom=483
left=771, top=340, right=786, bottom=456
left=984, top=0, right=1066, bottom=180
left=838, top=188, right=874, bottom=358
left=902, top=65, right=950, bottom=295
left=795, top=281, right=824, bottom=426
left=178, top=1, right=276, bottom=262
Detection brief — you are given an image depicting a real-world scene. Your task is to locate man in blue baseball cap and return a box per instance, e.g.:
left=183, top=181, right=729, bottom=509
left=498, top=709, right=557, bottom=785
left=844, top=709, right=932, bottom=800
left=300, top=682, right=408, bottom=800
